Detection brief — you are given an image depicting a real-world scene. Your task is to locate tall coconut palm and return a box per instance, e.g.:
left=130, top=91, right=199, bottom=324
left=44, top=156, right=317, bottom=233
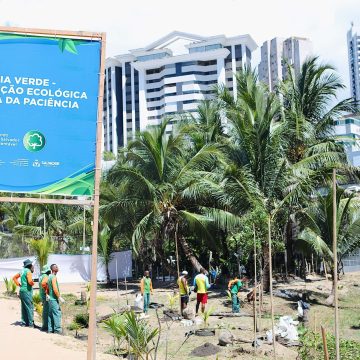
left=180, top=99, right=225, bottom=149
left=295, top=187, right=360, bottom=302
left=102, top=119, right=238, bottom=272
left=279, top=56, right=358, bottom=271
left=217, top=67, right=287, bottom=291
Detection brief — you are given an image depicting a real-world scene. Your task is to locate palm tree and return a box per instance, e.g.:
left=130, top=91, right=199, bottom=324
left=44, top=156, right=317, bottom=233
left=180, top=99, right=225, bottom=149
left=102, top=118, right=237, bottom=272
left=295, top=186, right=360, bottom=303
left=279, top=56, right=358, bottom=272
left=217, top=67, right=286, bottom=291
left=1, top=202, right=90, bottom=254
left=28, top=236, right=54, bottom=271
left=98, top=223, right=114, bottom=284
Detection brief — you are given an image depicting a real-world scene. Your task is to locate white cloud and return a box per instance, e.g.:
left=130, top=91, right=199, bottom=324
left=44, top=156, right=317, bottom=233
left=1, top=0, right=359, bottom=99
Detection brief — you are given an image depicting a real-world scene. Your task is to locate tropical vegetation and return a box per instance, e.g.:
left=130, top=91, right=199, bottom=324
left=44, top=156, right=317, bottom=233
left=0, top=56, right=359, bottom=294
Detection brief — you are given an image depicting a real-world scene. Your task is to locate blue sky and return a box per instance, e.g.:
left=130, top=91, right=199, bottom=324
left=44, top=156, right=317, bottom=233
left=1, top=0, right=359, bottom=99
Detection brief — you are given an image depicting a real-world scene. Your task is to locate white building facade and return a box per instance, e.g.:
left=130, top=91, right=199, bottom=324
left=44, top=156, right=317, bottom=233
left=347, top=24, right=360, bottom=103
left=103, top=31, right=257, bottom=154
left=334, top=114, right=360, bottom=167
left=258, top=37, right=312, bottom=91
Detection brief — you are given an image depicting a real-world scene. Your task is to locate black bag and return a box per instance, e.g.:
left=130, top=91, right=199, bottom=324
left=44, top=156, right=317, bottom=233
left=194, top=283, right=198, bottom=293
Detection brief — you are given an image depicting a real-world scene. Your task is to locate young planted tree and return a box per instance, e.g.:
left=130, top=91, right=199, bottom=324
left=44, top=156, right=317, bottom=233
left=28, top=237, right=54, bottom=271
left=97, top=224, right=114, bottom=285
left=296, top=187, right=360, bottom=304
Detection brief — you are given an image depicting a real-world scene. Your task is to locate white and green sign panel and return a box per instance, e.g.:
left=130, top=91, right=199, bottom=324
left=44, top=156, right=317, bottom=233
left=0, top=32, right=101, bottom=196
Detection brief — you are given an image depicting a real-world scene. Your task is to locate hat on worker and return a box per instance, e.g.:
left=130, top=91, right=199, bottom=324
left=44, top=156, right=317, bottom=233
left=181, top=271, right=188, bottom=276
left=41, top=265, right=51, bottom=274
left=23, top=259, right=33, bottom=267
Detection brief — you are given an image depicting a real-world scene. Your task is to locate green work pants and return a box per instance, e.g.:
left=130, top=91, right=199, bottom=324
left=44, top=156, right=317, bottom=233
left=48, top=300, right=62, bottom=333
left=19, top=289, right=34, bottom=326
left=231, top=293, right=240, bottom=313
left=41, top=300, right=49, bottom=331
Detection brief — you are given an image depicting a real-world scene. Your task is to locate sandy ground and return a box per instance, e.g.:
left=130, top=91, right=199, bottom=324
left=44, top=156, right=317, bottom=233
left=1, top=272, right=359, bottom=359
left=0, top=292, right=113, bottom=360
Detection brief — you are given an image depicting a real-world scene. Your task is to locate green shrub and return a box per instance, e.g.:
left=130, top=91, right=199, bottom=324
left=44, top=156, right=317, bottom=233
left=3, top=277, right=17, bottom=295
left=73, top=313, right=89, bottom=328
left=102, top=311, right=159, bottom=358
left=299, top=329, right=360, bottom=359
left=202, top=307, right=214, bottom=328
left=32, top=292, right=42, bottom=305
left=35, top=303, right=43, bottom=319
left=167, top=292, right=179, bottom=310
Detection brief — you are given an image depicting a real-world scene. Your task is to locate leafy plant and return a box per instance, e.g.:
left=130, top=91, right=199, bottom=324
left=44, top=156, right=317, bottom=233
left=73, top=313, right=89, bottom=328
left=103, top=314, right=126, bottom=350
left=299, top=329, right=360, bottom=359
left=102, top=311, right=158, bottom=359
left=69, top=313, right=89, bottom=338
left=34, top=303, right=43, bottom=319
left=28, top=237, right=53, bottom=271
left=202, top=307, right=214, bottom=328
left=69, top=321, right=83, bottom=338
left=3, top=277, right=17, bottom=295
left=166, top=292, right=179, bottom=311
left=32, top=292, right=42, bottom=305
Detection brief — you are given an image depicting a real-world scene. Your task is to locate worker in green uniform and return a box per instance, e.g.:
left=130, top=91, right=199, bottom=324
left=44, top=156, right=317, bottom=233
left=13, top=259, right=35, bottom=327
left=228, top=276, right=243, bottom=313
left=47, top=264, right=65, bottom=334
left=140, top=270, right=153, bottom=314
left=39, top=264, right=51, bottom=331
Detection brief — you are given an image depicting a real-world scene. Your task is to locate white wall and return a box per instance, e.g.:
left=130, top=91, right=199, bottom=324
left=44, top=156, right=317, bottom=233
left=0, top=250, right=132, bottom=283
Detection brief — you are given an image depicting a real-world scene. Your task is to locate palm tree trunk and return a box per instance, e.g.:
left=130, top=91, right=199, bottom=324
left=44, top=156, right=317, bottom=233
left=106, top=265, right=111, bottom=285
left=179, top=235, right=205, bottom=272
left=285, top=218, right=295, bottom=274
left=325, top=266, right=336, bottom=306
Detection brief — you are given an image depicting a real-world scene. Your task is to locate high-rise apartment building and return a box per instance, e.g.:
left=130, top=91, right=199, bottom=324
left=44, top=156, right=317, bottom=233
left=347, top=23, right=360, bottom=103
left=334, top=114, right=360, bottom=167
left=103, top=31, right=257, bottom=154
left=258, top=37, right=312, bottom=91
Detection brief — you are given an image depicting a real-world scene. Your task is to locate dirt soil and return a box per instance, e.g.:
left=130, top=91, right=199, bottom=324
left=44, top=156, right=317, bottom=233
left=1, top=272, right=359, bottom=359
left=190, top=342, right=221, bottom=357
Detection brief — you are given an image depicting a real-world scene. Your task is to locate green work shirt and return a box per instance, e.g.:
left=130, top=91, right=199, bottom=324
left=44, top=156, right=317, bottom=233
left=48, top=274, right=60, bottom=301
left=20, top=268, right=33, bottom=292
left=230, top=280, right=242, bottom=295
left=143, top=277, right=151, bottom=294
left=38, top=274, right=48, bottom=301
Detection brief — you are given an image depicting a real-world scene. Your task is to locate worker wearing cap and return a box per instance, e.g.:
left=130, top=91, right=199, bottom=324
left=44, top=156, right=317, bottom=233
left=47, top=264, right=65, bottom=333
left=13, top=259, right=35, bottom=327
left=228, top=276, right=243, bottom=313
left=39, top=264, right=51, bottom=331
left=178, top=271, right=190, bottom=312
